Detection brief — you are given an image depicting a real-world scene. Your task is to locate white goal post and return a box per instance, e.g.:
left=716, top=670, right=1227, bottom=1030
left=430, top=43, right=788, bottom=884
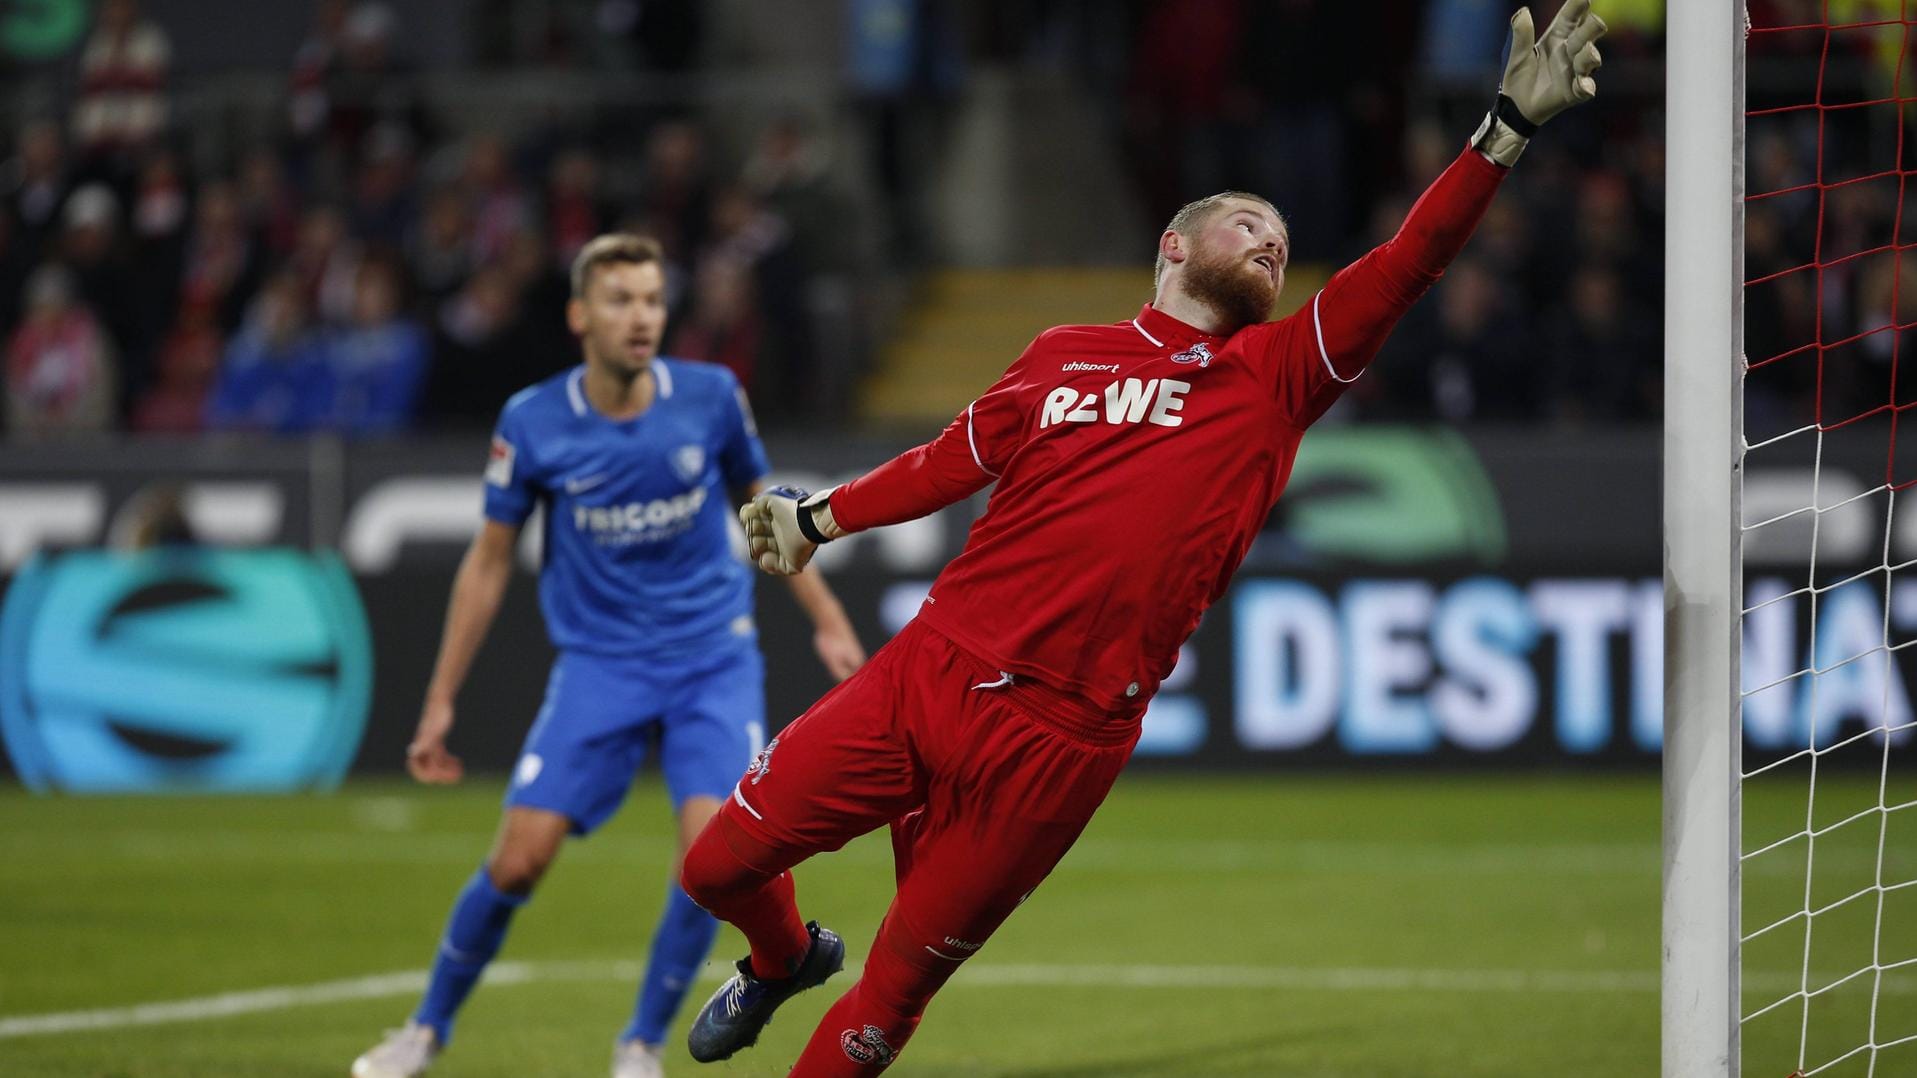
left=1663, top=1, right=1744, bottom=1076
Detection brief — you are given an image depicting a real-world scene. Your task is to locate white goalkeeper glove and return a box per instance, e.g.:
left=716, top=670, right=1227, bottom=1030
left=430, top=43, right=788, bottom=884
left=1473, top=0, right=1607, bottom=167
left=739, top=485, right=846, bottom=575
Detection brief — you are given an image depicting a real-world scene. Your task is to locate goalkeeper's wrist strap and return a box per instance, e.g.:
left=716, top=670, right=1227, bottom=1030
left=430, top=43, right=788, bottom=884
left=796, top=489, right=844, bottom=544
left=1471, top=93, right=1535, bottom=168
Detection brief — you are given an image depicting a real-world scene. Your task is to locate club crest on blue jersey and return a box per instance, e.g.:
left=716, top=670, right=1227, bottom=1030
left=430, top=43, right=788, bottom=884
left=672, top=444, right=707, bottom=484
left=1170, top=342, right=1214, bottom=367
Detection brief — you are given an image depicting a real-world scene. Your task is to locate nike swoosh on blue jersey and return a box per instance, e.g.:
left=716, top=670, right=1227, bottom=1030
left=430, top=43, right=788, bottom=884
left=564, top=473, right=610, bottom=494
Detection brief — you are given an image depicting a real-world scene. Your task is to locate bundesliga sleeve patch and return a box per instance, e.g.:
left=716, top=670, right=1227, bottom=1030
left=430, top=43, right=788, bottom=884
left=486, top=436, right=516, bottom=488
left=735, top=386, right=760, bottom=437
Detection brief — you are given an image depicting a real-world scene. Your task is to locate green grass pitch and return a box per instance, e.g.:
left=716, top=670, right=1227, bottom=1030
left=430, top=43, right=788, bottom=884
left=0, top=772, right=1908, bottom=1077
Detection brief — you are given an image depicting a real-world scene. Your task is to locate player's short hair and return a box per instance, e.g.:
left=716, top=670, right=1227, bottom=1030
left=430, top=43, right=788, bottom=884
left=570, top=233, right=665, bottom=298
left=1154, top=192, right=1284, bottom=286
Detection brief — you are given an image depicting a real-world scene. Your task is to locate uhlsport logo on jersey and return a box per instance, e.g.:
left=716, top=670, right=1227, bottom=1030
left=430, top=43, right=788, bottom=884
left=840, top=1025, right=895, bottom=1066
left=0, top=548, right=372, bottom=792
left=671, top=444, right=707, bottom=484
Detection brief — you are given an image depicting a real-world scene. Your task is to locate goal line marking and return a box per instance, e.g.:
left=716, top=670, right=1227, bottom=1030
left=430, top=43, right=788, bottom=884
left=4, top=960, right=1908, bottom=1040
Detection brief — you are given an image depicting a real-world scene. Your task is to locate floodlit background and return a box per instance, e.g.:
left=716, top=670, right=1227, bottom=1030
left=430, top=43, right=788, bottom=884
left=0, top=2, right=1908, bottom=1076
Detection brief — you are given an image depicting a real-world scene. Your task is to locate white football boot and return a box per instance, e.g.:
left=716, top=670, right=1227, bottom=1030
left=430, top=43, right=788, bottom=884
left=611, top=1039, right=666, bottom=1078
left=351, top=1020, right=439, bottom=1078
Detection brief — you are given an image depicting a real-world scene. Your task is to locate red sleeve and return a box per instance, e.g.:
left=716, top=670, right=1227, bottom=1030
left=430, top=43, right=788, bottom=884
left=1257, top=146, right=1507, bottom=426
left=828, top=338, right=1038, bottom=533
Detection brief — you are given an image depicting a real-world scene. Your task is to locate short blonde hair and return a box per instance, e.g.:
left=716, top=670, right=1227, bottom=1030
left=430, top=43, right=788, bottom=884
left=1154, top=192, right=1283, bottom=286
left=570, top=233, right=665, bottom=298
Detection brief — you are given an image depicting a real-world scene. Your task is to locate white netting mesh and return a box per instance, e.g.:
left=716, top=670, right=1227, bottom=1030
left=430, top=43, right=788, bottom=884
left=1742, top=6, right=1917, bottom=1074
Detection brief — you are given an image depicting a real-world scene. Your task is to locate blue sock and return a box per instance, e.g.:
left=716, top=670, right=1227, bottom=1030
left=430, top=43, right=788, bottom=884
left=622, top=882, right=720, bottom=1045
left=413, top=867, right=529, bottom=1045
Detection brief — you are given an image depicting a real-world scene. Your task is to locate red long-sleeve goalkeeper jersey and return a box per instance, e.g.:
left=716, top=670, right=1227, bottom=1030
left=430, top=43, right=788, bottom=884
left=831, top=147, right=1507, bottom=718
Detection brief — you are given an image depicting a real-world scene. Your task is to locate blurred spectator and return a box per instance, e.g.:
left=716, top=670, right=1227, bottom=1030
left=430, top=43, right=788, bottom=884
left=349, top=124, right=419, bottom=245
left=699, top=186, right=813, bottom=410
left=130, top=148, right=190, bottom=354
left=742, top=116, right=867, bottom=416
left=545, top=148, right=609, bottom=271
left=59, top=184, right=142, bottom=391
left=4, top=120, right=71, bottom=254
left=1376, top=259, right=1536, bottom=422
left=328, top=254, right=429, bottom=432
left=848, top=0, right=963, bottom=263
left=1124, top=0, right=1246, bottom=225
left=672, top=256, right=763, bottom=389
left=70, top=0, right=171, bottom=169
left=422, top=264, right=559, bottom=425
left=408, top=185, right=475, bottom=304
left=206, top=273, right=333, bottom=433
left=237, top=148, right=302, bottom=258
left=744, top=115, right=860, bottom=277
left=1239, top=1, right=1369, bottom=257
left=180, top=180, right=262, bottom=331
left=133, top=302, right=223, bottom=433
left=460, top=133, right=530, bottom=267
left=1545, top=266, right=1659, bottom=424
left=634, top=122, right=711, bottom=269
left=311, top=2, right=430, bottom=183
left=288, top=205, right=360, bottom=324
left=6, top=265, right=117, bottom=436
left=289, top=0, right=351, bottom=146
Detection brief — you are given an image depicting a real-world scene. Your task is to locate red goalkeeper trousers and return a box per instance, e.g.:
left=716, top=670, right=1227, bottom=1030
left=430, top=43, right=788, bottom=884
left=698, top=618, right=1141, bottom=1074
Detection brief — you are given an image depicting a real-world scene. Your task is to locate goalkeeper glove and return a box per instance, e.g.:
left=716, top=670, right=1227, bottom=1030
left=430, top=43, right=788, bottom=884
left=1473, top=0, right=1607, bottom=167
left=739, top=485, right=846, bottom=575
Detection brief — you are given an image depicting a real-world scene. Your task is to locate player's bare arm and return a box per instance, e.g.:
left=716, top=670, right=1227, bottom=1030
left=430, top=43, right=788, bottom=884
left=409, top=519, right=519, bottom=784
left=739, top=480, right=866, bottom=678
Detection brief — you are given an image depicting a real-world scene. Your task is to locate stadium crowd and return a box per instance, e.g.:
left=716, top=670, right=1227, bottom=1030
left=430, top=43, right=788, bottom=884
left=0, top=0, right=1674, bottom=439
left=0, top=0, right=860, bottom=438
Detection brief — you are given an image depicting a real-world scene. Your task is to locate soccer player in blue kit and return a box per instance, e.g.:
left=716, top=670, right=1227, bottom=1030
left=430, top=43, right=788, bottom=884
left=352, top=234, right=866, bottom=1078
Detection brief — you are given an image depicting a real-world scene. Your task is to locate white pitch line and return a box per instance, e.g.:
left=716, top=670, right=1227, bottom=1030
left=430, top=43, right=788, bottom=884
left=2, top=961, right=1910, bottom=1041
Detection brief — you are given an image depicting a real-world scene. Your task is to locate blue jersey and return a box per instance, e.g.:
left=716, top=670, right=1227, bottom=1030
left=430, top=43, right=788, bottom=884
left=483, top=359, right=770, bottom=659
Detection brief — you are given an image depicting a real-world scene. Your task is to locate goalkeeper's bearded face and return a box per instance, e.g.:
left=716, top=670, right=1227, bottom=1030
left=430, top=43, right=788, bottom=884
left=1180, top=202, right=1287, bottom=332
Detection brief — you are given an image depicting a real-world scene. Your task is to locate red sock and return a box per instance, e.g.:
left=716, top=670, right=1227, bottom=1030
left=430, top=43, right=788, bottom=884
left=787, top=920, right=956, bottom=1076
left=788, top=979, right=919, bottom=1077
left=680, top=815, right=811, bottom=980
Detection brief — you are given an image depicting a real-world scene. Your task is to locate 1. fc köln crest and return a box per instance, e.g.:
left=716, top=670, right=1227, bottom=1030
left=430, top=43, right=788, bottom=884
left=841, top=1025, right=896, bottom=1066
left=1170, top=342, right=1214, bottom=367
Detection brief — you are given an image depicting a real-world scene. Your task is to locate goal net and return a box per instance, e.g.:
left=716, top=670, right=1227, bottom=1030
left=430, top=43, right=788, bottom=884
left=1669, top=4, right=1917, bottom=1077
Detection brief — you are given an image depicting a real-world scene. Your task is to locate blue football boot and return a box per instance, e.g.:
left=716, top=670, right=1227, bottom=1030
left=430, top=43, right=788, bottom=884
left=687, top=921, right=845, bottom=1063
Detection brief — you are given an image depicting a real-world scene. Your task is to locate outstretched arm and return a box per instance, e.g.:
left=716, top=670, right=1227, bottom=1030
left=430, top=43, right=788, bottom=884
left=739, top=347, right=1035, bottom=575
left=735, top=415, right=997, bottom=576
left=739, top=480, right=867, bottom=678
left=1277, top=0, right=1605, bottom=422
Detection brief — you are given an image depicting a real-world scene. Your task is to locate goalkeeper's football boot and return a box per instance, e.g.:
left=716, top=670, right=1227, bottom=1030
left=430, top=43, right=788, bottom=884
left=351, top=1020, right=439, bottom=1078
left=686, top=921, right=844, bottom=1062
left=611, top=1039, right=666, bottom=1077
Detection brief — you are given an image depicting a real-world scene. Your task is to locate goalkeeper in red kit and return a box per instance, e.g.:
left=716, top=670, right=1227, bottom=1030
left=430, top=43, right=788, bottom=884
left=681, top=3, right=1607, bottom=1073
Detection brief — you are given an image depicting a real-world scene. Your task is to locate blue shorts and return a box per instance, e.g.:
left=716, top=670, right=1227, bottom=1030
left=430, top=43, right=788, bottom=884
left=505, top=642, right=765, bottom=835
